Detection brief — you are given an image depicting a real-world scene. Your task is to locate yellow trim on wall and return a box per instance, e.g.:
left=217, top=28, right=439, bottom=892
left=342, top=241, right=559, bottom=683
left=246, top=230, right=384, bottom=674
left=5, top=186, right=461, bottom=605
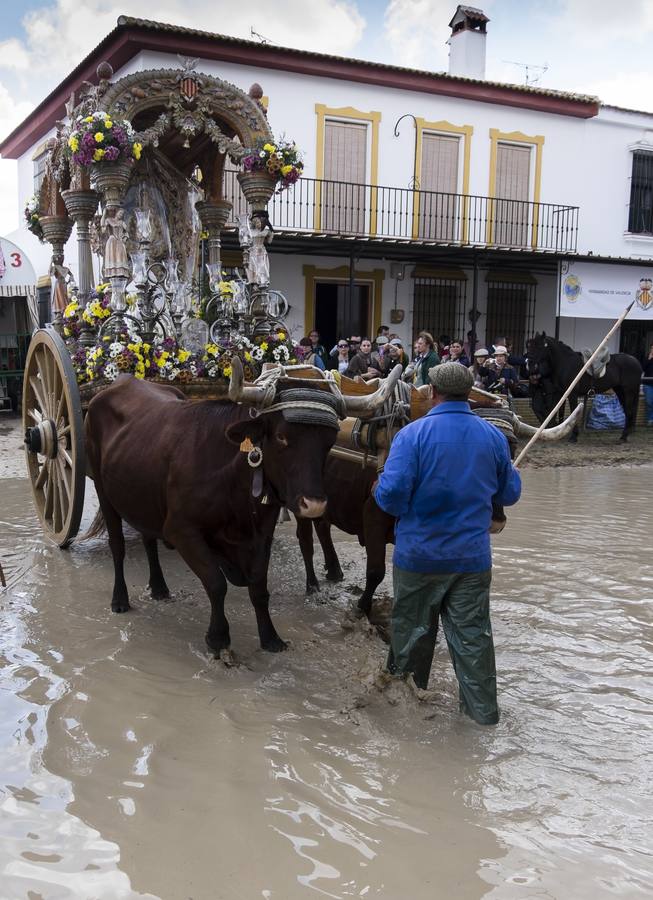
left=487, top=129, right=545, bottom=248
left=302, top=264, right=385, bottom=337
left=314, top=104, right=381, bottom=234
left=412, top=118, right=473, bottom=241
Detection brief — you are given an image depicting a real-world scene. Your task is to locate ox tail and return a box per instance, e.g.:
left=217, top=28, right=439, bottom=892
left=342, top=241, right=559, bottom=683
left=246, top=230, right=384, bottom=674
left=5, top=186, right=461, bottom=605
left=75, top=507, right=107, bottom=543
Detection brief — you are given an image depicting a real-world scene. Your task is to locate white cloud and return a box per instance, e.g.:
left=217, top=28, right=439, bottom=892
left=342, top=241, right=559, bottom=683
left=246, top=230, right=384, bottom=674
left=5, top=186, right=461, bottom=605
left=549, top=0, right=653, bottom=47
left=383, top=0, right=453, bottom=71
left=584, top=71, right=653, bottom=113
left=0, top=39, right=31, bottom=72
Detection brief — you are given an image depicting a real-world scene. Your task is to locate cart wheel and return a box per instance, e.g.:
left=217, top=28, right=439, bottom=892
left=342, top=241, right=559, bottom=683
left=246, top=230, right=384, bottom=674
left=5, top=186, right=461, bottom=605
left=22, top=326, right=86, bottom=547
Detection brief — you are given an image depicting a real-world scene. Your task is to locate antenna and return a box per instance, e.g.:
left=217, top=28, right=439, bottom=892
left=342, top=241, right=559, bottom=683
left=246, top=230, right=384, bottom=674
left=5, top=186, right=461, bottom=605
left=503, top=60, right=549, bottom=86
left=250, top=27, right=271, bottom=44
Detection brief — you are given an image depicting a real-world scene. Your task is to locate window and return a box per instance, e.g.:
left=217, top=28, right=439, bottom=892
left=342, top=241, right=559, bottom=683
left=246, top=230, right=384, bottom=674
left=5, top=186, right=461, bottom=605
left=322, top=120, right=368, bottom=233
left=494, top=143, right=531, bottom=247
left=484, top=273, right=537, bottom=355
left=417, top=133, right=461, bottom=240
left=412, top=272, right=467, bottom=344
left=628, top=150, right=653, bottom=234
left=33, top=152, right=47, bottom=195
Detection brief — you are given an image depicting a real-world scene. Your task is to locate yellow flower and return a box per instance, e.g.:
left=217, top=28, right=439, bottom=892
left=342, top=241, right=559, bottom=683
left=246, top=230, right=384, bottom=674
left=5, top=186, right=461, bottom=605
left=143, top=343, right=151, bottom=353
left=64, top=301, right=78, bottom=318
left=280, top=164, right=292, bottom=176
left=94, top=132, right=105, bottom=143
left=244, top=351, right=252, bottom=362
left=93, top=149, right=105, bottom=161
left=263, top=143, right=276, bottom=153
left=277, top=332, right=286, bottom=340
left=155, top=356, right=166, bottom=369
left=199, top=230, right=209, bottom=240
left=223, top=365, right=232, bottom=378
left=133, top=142, right=142, bottom=160
left=68, top=136, right=79, bottom=151
left=84, top=116, right=93, bottom=123
left=104, top=120, right=113, bottom=129
left=178, top=349, right=191, bottom=362
left=260, top=341, right=268, bottom=351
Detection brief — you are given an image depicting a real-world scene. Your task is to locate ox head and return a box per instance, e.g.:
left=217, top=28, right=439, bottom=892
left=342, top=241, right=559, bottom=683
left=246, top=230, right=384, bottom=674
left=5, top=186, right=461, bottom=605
left=226, top=360, right=403, bottom=518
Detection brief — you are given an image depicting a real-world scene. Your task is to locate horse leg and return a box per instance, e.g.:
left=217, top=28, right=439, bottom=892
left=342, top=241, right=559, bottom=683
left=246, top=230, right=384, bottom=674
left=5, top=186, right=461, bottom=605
left=567, top=394, right=580, bottom=442
left=614, top=384, right=635, bottom=442
left=143, top=537, right=170, bottom=600
left=296, top=516, right=320, bottom=594
left=314, top=518, right=344, bottom=583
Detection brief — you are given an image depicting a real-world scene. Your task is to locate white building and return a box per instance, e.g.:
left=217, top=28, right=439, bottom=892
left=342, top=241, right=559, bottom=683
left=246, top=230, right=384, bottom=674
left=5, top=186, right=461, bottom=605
left=1, top=6, right=652, bottom=359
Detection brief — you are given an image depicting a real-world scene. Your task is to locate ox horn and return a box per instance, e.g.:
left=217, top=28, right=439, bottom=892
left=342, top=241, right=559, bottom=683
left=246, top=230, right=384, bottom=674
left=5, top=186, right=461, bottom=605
left=228, top=356, right=269, bottom=405
left=511, top=402, right=584, bottom=440
left=342, top=364, right=403, bottom=415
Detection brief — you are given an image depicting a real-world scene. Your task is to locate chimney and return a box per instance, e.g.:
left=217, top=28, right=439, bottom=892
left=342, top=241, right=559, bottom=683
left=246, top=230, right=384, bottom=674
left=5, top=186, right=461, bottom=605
left=447, top=5, right=489, bottom=80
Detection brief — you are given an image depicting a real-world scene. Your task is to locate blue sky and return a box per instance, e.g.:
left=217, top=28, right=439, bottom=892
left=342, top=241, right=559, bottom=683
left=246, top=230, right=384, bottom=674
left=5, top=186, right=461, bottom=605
left=2, top=0, right=653, bottom=235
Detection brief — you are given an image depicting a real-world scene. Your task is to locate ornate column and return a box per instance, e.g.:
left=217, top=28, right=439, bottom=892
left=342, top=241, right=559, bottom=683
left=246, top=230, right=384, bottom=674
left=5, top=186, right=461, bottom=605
left=38, top=215, right=74, bottom=331
left=61, top=189, right=100, bottom=299
left=195, top=200, right=233, bottom=269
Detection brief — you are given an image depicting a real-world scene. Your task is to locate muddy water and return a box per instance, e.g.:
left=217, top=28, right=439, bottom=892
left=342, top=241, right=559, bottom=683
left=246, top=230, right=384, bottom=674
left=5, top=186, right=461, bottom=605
left=1, top=463, right=652, bottom=899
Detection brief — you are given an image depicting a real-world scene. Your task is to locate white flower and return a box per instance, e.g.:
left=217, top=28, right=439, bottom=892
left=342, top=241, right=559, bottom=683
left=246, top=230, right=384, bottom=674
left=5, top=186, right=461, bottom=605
left=170, top=368, right=180, bottom=380
left=272, top=347, right=281, bottom=360
left=208, top=368, right=217, bottom=378
left=104, top=362, right=119, bottom=381
left=109, top=341, right=123, bottom=358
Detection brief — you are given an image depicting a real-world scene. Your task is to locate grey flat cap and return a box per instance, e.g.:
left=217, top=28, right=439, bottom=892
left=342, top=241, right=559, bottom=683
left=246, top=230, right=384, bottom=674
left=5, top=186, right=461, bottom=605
left=428, top=361, right=474, bottom=395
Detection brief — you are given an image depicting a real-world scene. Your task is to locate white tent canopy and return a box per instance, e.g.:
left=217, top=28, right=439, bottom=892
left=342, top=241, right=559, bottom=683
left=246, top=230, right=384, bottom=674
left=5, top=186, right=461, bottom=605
left=0, top=236, right=38, bottom=329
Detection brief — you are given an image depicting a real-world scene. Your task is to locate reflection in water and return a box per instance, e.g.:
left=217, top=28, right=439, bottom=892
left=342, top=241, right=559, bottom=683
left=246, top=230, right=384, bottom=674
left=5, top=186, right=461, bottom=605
left=1, top=466, right=652, bottom=899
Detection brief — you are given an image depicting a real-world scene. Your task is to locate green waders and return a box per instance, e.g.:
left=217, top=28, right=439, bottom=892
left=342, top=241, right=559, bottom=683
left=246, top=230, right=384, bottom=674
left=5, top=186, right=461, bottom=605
left=387, top=566, right=498, bottom=725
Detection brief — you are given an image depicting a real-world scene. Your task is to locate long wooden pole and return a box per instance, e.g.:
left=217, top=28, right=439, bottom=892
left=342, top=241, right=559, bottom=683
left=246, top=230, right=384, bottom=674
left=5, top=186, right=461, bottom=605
left=514, top=301, right=635, bottom=468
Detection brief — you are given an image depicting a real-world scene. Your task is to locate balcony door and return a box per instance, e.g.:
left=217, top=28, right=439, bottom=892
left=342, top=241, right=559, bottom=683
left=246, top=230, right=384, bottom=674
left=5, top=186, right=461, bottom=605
left=322, top=121, right=367, bottom=234
left=494, top=143, right=531, bottom=247
left=418, top=133, right=460, bottom=240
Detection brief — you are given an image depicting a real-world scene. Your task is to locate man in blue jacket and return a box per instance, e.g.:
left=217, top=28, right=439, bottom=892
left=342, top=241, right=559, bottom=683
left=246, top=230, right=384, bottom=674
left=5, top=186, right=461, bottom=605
left=373, top=362, right=522, bottom=725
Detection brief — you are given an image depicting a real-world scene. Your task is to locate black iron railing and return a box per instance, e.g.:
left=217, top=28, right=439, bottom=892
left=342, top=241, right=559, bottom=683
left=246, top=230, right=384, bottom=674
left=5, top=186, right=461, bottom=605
left=223, top=171, right=579, bottom=253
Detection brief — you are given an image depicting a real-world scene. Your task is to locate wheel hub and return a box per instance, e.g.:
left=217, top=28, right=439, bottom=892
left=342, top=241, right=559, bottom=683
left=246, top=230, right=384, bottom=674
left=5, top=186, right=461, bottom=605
left=25, top=419, right=58, bottom=458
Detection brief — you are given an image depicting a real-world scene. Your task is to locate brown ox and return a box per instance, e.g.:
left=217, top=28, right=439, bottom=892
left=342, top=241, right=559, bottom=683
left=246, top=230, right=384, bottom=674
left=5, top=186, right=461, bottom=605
left=84, top=364, right=398, bottom=655
left=296, top=402, right=584, bottom=625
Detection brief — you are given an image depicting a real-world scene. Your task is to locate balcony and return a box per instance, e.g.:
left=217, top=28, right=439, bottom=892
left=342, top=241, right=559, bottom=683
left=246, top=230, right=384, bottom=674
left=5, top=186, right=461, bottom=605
left=224, top=172, right=579, bottom=254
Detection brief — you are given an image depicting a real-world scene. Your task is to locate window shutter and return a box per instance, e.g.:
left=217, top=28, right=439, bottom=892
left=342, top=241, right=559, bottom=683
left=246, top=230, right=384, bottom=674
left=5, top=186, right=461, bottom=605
left=418, top=134, right=460, bottom=240
left=494, top=143, right=532, bottom=246
left=322, top=121, right=368, bottom=233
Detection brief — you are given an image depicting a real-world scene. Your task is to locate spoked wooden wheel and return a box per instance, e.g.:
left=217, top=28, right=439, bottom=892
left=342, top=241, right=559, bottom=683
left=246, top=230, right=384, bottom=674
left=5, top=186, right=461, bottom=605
left=22, top=327, right=86, bottom=547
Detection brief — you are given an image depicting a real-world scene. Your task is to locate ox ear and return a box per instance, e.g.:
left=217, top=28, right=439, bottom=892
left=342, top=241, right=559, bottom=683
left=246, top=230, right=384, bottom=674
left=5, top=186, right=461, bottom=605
left=225, top=415, right=268, bottom=447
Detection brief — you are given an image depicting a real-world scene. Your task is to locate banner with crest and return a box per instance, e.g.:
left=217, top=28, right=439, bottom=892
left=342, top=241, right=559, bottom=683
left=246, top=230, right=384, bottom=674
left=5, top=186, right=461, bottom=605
left=559, top=260, right=653, bottom=319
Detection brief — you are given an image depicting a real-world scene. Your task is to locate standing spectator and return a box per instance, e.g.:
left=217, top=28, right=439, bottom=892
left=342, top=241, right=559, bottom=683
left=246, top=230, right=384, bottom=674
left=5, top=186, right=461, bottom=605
left=373, top=363, right=522, bottom=724
left=308, top=329, right=329, bottom=368
left=482, top=346, right=519, bottom=397
left=412, top=332, right=441, bottom=387
left=469, top=347, right=489, bottom=388
left=299, top=337, right=326, bottom=370
left=346, top=338, right=383, bottom=380
left=384, top=338, right=409, bottom=375
left=375, top=335, right=390, bottom=367
left=447, top=339, right=470, bottom=367
left=330, top=339, right=352, bottom=374
left=373, top=325, right=390, bottom=350
left=643, top=342, right=653, bottom=426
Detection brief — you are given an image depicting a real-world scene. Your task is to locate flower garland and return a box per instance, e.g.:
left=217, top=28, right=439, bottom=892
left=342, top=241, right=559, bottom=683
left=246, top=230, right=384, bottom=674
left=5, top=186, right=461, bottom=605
left=24, top=195, right=45, bottom=243
left=67, top=112, right=142, bottom=167
left=241, top=138, right=303, bottom=192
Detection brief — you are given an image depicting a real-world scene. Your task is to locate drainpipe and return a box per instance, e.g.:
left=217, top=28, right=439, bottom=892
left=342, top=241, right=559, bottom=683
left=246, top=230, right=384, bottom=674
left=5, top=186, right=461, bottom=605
left=471, top=251, right=479, bottom=356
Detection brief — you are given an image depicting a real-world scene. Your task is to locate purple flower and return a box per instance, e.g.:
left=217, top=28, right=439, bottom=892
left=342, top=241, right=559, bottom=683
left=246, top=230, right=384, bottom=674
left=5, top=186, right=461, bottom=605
left=82, top=131, right=96, bottom=149
left=104, top=145, right=120, bottom=161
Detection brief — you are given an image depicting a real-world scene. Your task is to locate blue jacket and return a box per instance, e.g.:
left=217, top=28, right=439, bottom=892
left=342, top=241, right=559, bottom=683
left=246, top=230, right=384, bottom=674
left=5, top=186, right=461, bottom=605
left=373, top=402, right=522, bottom=573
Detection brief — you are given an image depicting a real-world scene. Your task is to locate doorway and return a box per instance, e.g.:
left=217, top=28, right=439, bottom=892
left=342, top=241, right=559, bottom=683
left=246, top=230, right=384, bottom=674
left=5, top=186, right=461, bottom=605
left=314, top=281, right=370, bottom=350
left=621, top=320, right=653, bottom=364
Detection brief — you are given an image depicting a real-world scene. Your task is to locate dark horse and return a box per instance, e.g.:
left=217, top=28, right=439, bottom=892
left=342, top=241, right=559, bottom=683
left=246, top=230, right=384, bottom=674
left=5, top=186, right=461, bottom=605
left=526, top=333, right=642, bottom=442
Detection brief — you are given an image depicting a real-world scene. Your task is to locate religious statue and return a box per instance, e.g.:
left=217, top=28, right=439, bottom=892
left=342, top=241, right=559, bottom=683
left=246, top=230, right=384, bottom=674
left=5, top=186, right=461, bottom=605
left=50, top=262, right=75, bottom=313
left=101, top=207, right=130, bottom=278
left=246, top=212, right=273, bottom=286
left=237, top=212, right=252, bottom=249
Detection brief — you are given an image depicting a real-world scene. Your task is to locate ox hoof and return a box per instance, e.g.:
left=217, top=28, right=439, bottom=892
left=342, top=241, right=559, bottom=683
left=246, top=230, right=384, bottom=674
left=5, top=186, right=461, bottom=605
left=325, top=567, right=344, bottom=583
left=150, top=585, right=171, bottom=601
left=111, top=598, right=131, bottom=614
left=217, top=648, right=239, bottom=667
left=261, top=635, right=288, bottom=653
left=306, top=581, right=320, bottom=595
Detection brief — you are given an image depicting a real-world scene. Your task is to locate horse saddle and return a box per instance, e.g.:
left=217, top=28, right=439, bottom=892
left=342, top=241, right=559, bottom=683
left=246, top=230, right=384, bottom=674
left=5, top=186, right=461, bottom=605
left=581, top=344, right=610, bottom=379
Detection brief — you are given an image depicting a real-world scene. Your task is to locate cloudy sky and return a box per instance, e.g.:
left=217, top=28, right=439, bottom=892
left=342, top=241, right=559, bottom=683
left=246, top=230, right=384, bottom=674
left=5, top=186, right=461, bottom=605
left=1, top=0, right=652, bottom=235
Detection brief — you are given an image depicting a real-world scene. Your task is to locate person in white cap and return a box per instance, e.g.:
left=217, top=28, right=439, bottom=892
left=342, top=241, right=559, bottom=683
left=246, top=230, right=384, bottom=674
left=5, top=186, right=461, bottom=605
left=469, top=347, right=489, bottom=388
left=373, top=362, right=521, bottom=725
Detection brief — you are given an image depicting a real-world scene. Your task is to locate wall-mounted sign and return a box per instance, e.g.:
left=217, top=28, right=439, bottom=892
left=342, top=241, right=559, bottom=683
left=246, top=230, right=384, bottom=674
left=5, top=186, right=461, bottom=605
left=560, top=260, right=653, bottom=319
left=0, top=237, right=36, bottom=289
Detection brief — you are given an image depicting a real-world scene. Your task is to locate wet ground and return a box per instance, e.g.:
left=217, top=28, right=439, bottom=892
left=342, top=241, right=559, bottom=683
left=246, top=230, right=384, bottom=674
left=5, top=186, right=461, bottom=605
left=1, top=414, right=652, bottom=899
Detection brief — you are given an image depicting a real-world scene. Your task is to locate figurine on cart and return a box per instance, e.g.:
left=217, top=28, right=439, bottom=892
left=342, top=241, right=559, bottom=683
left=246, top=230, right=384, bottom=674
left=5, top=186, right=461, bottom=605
left=246, top=211, right=273, bottom=286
